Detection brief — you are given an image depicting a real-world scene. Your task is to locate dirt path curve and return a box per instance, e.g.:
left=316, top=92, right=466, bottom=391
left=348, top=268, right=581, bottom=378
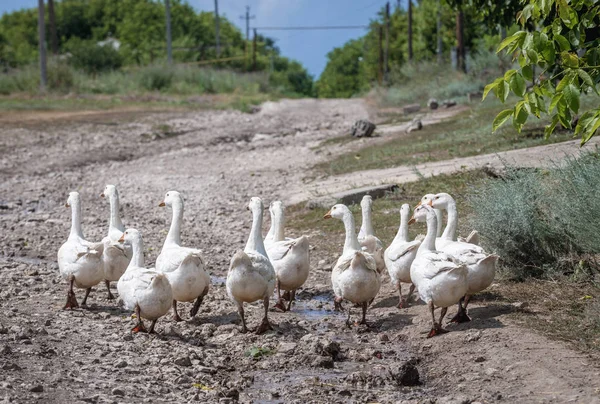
left=1, top=98, right=599, bottom=403
left=286, top=135, right=600, bottom=205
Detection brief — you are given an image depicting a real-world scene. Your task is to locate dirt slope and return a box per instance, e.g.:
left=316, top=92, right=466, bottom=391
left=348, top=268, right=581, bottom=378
left=1, top=98, right=599, bottom=403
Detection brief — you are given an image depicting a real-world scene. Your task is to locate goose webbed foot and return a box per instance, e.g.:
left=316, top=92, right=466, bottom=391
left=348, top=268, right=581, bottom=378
left=255, top=317, right=273, bottom=334
left=396, top=298, right=407, bottom=309
left=63, top=290, right=79, bottom=310
left=132, top=321, right=147, bottom=333
left=273, top=298, right=287, bottom=312
left=449, top=310, right=471, bottom=324
left=427, top=323, right=448, bottom=338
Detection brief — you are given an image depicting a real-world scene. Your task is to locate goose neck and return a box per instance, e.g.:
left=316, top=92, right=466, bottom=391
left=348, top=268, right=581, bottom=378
left=342, top=210, right=362, bottom=253
left=418, top=214, right=438, bottom=254
left=246, top=207, right=267, bottom=256
left=435, top=209, right=443, bottom=238
left=272, top=210, right=285, bottom=242
left=441, top=201, right=458, bottom=241
left=359, top=205, right=374, bottom=237
left=109, top=195, right=124, bottom=233
left=165, top=201, right=183, bottom=246
left=393, top=212, right=410, bottom=243
left=127, top=237, right=145, bottom=268
left=69, top=201, right=84, bottom=240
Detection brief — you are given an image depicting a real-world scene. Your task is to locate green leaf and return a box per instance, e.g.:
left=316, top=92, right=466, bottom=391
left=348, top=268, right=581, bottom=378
left=545, top=115, right=560, bottom=138
left=514, top=103, right=529, bottom=126
left=527, top=49, right=539, bottom=64
left=556, top=72, right=573, bottom=92
left=563, top=84, right=580, bottom=113
left=483, top=77, right=502, bottom=100
left=510, top=73, right=526, bottom=97
left=554, top=34, right=571, bottom=51
left=522, top=65, right=533, bottom=81
left=549, top=93, right=562, bottom=113
left=578, top=69, right=598, bottom=94
left=504, top=69, right=517, bottom=82
left=492, top=109, right=514, bottom=132
left=497, top=31, right=525, bottom=53
left=541, top=43, right=556, bottom=64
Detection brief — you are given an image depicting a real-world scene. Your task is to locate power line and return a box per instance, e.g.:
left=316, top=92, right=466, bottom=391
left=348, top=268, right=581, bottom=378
left=253, top=25, right=369, bottom=31
left=239, top=6, right=255, bottom=40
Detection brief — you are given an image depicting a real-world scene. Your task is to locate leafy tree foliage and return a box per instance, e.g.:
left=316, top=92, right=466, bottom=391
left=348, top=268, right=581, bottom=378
left=484, top=0, right=600, bottom=144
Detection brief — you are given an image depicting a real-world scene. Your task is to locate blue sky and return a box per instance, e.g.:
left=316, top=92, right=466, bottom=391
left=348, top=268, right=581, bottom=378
left=0, top=0, right=399, bottom=78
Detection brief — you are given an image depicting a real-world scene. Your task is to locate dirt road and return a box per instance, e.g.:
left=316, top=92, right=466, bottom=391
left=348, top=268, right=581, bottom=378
left=1, top=98, right=599, bottom=403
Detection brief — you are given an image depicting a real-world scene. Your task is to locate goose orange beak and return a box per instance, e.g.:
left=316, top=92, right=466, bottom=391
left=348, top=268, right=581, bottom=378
left=118, top=234, right=125, bottom=243
left=158, top=201, right=165, bottom=207
left=427, top=199, right=433, bottom=206
left=323, top=210, right=332, bottom=219
left=100, top=193, right=105, bottom=198
left=65, top=203, right=70, bottom=208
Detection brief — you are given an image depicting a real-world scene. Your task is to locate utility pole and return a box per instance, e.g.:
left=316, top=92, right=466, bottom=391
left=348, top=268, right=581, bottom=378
left=165, top=0, right=172, bottom=64
left=38, top=0, right=47, bottom=90
left=437, top=0, right=442, bottom=64
left=456, top=9, right=465, bottom=72
left=239, top=6, right=255, bottom=40
left=384, top=1, right=390, bottom=83
left=48, top=0, right=58, bottom=55
left=214, top=0, right=221, bottom=57
left=252, top=28, right=257, bottom=71
left=408, top=0, right=413, bottom=61
left=378, top=25, right=383, bottom=85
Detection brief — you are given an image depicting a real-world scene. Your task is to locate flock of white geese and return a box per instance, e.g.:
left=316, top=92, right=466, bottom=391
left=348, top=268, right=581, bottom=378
left=57, top=185, right=497, bottom=338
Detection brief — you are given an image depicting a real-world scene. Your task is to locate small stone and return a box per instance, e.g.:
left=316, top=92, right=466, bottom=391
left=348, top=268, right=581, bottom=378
left=44, top=319, right=51, bottom=327
left=474, top=356, right=486, bottom=363
left=512, top=301, right=528, bottom=309
left=466, top=331, right=482, bottom=342
left=1, top=345, right=11, bottom=354
left=428, top=98, right=439, bottom=110
left=115, top=360, right=127, bottom=368
left=390, top=358, right=420, bottom=386
left=277, top=342, right=297, bottom=354
left=379, top=334, right=389, bottom=342
left=338, top=390, right=352, bottom=397
left=123, top=334, right=133, bottom=341
left=174, top=356, right=192, bottom=367
left=30, top=385, right=43, bottom=393
left=312, top=356, right=334, bottom=369
left=112, top=388, right=125, bottom=396
left=485, top=368, right=498, bottom=376
left=350, top=120, right=376, bottom=138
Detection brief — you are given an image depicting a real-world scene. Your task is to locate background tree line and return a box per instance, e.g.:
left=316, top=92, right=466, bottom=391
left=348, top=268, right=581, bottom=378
left=0, top=0, right=314, bottom=96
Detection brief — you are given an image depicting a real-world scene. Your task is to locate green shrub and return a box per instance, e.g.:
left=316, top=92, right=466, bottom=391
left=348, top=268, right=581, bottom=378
left=468, top=151, right=600, bottom=278
left=47, top=60, right=75, bottom=92
left=137, top=64, right=174, bottom=91
left=64, top=38, right=123, bottom=74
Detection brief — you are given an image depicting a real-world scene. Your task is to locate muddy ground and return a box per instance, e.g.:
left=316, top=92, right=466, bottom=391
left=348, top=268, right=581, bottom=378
left=1, top=99, right=599, bottom=403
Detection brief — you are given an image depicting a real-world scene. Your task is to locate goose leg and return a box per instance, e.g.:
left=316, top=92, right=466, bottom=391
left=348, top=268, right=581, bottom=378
left=427, top=302, right=448, bottom=338
left=274, top=279, right=287, bottom=312
left=80, top=287, right=92, bottom=307
left=190, top=286, right=208, bottom=318
left=407, top=284, right=416, bottom=304
left=172, top=300, right=183, bottom=322
left=286, top=290, right=296, bottom=312
left=63, top=275, right=79, bottom=310
left=396, top=284, right=404, bottom=308
left=255, top=296, right=273, bottom=334
left=148, top=320, right=157, bottom=334
left=439, top=307, right=448, bottom=324
left=449, top=296, right=472, bottom=323
left=345, top=306, right=352, bottom=328
left=105, top=280, right=115, bottom=300
left=359, top=302, right=369, bottom=326
left=334, top=296, right=345, bottom=312
left=237, top=302, right=247, bottom=333
left=131, top=304, right=147, bottom=333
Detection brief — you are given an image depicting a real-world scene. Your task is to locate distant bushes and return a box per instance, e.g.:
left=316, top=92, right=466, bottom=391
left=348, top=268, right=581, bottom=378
left=64, top=39, right=123, bottom=74
left=468, top=151, right=600, bottom=279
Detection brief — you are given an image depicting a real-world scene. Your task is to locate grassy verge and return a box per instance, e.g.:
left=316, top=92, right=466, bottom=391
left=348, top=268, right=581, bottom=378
left=286, top=169, right=600, bottom=355
left=316, top=99, right=577, bottom=176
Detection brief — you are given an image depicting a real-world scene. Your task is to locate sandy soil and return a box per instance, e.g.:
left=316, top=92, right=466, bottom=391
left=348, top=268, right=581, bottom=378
left=1, top=98, right=599, bottom=403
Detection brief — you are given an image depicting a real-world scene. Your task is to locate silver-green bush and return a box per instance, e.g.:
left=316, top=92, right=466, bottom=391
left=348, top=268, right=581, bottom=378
left=468, top=151, right=600, bottom=278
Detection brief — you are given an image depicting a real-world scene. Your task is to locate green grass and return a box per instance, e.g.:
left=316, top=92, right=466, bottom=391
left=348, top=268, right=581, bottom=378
left=315, top=99, right=577, bottom=176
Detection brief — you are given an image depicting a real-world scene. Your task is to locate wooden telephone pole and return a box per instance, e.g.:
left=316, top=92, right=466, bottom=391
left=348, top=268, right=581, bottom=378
left=384, top=1, right=390, bottom=83
left=38, top=0, right=47, bottom=90
left=437, top=0, right=442, bottom=64
left=48, top=0, right=58, bottom=55
left=408, top=0, right=413, bottom=61
left=165, top=0, right=172, bottom=64
left=252, top=28, right=257, bottom=71
left=378, top=25, right=383, bottom=85
left=456, top=9, right=465, bottom=72
left=214, top=0, right=221, bottom=57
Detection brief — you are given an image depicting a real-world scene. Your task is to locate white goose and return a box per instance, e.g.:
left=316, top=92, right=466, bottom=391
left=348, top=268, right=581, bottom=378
left=384, top=204, right=421, bottom=308
left=117, top=229, right=173, bottom=333
left=57, top=192, right=104, bottom=309
left=155, top=191, right=210, bottom=322
left=409, top=204, right=468, bottom=337
left=420, top=193, right=479, bottom=246
left=324, top=204, right=381, bottom=326
left=357, top=195, right=386, bottom=275
left=265, top=201, right=310, bottom=312
left=100, top=185, right=132, bottom=299
left=429, top=193, right=498, bottom=322
left=226, top=197, right=276, bottom=334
